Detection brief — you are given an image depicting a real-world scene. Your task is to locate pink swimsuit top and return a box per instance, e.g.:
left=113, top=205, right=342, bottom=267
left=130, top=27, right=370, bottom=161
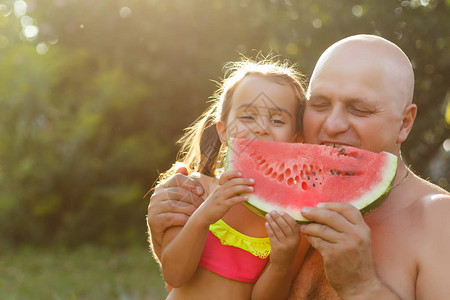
left=198, top=219, right=271, bottom=283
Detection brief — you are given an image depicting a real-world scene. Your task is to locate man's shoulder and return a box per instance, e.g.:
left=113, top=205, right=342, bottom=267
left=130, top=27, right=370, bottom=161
left=414, top=176, right=450, bottom=211
left=412, top=178, right=450, bottom=298
left=374, top=175, right=450, bottom=231
left=420, top=191, right=450, bottom=223
left=413, top=177, right=450, bottom=232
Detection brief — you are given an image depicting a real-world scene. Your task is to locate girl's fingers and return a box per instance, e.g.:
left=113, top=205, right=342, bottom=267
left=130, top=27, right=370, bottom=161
left=222, top=176, right=255, bottom=188
left=270, top=211, right=297, bottom=234
left=265, top=212, right=288, bottom=241
left=219, top=171, right=255, bottom=186
left=220, top=185, right=253, bottom=201
left=227, top=195, right=249, bottom=205
left=265, top=221, right=275, bottom=241
left=279, top=212, right=301, bottom=235
left=219, top=177, right=254, bottom=198
left=218, top=170, right=242, bottom=185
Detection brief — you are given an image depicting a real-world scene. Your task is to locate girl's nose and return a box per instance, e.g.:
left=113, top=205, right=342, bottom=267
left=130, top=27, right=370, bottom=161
left=252, top=116, right=270, bottom=137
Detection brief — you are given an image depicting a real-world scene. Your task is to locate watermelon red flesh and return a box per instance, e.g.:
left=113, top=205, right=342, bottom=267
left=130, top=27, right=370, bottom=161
left=226, top=138, right=398, bottom=223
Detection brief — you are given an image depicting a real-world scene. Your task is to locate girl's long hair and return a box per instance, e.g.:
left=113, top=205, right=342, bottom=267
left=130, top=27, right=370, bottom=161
left=158, top=55, right=307, bottom=183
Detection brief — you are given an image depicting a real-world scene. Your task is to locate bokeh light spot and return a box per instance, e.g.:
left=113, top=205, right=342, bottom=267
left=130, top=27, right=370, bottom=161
left=14, top=0, right=27, bottom=17
left=120, top=7, right=131, bottom=18
left=23, top=24, right=39, bottom=39
left=443, top=139, right=450, bottom=152
left=48, top=37, right=59, bottom=45
left=445, top=99, right=450, bottom=125
left=36, top=42, right=49, bottom=55
left=312, top=18, right=322, bottom=28
left=285, top=42, right=298, bottom=56
left=0, top=4, right=12, bottom=17
left=20, top=15, right=34, bottom=27
left=352, top=5, right=364, bottom=17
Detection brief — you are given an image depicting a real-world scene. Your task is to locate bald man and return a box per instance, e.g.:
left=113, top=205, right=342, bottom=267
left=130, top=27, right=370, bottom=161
left=148, top=35, right=450, bottom=299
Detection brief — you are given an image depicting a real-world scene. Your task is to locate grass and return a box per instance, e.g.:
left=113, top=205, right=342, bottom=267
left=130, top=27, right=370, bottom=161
left=0, top=245, right=168, bottom=300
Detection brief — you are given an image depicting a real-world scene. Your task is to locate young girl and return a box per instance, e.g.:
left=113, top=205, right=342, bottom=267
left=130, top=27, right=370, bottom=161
left=160, top=57, right=309, bottom=299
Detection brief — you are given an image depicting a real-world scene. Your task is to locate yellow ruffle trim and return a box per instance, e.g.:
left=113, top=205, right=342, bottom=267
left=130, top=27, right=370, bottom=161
left=209, top=219, right=271, bottom=259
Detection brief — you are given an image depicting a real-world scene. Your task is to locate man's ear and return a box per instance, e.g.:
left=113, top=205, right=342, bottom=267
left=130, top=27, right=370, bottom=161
left=216, top=121, right=228, bottom=144
left=397, top=103, right=417, bottom=144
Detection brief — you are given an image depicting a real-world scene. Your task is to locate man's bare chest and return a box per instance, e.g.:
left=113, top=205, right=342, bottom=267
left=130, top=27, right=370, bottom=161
left=288, top=222, right=417, bottom=299
left=288, top=248, right=339, bottom=299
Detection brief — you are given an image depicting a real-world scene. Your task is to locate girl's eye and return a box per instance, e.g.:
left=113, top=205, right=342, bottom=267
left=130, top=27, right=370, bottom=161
left=239, top=115, right=255, bottom=121
left=270, top=118, right=286, bottom=125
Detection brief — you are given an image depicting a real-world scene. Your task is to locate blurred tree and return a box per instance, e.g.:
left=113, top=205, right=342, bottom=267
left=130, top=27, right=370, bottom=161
left=0, top=43, right=168, bottom=246
left=0, top=0, right=448, bottom=247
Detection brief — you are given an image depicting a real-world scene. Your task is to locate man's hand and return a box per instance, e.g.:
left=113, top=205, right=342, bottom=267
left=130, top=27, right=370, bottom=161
left=300, top=202, right=382, bottom=299
left=147, top=167, right=204, bottom=261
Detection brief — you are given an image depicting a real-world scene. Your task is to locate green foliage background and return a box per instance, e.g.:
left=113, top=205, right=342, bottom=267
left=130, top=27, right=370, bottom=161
left=0, top=0, right=449, bottom=248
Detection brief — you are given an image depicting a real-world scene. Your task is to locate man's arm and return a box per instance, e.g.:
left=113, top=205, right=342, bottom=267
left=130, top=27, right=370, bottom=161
left=147, top=168, right=204, bottom=261
left=300, top=203, right=403, bottom=300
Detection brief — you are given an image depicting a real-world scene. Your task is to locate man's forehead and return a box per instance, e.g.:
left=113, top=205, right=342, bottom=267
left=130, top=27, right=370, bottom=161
left=307, top=56, right=388, bottom=99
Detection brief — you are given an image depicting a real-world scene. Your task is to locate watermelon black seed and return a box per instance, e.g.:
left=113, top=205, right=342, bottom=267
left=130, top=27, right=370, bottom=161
left=330, top=169, right=335, bottom=175
left=337, top=170, right=341, bottom=175
left=312, top=183, right=316, bottom=187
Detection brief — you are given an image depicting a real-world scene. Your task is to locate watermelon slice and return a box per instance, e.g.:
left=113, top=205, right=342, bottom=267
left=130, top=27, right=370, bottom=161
left=225, top=138, right=398, bottom=223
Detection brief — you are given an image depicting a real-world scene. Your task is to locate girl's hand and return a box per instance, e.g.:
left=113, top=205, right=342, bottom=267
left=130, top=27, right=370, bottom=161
left=265, top=210, right=301, bottom=271
left=196, top=170, right=254, bottom=226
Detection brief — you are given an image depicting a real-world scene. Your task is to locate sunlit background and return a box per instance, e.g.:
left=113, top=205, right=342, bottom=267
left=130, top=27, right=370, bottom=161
left=0, top=0, right=449, bottom=298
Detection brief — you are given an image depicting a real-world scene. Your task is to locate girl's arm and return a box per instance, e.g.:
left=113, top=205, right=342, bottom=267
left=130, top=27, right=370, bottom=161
left=160, top=171, right=254, bottom=288
left=160, top=212, right=210, bottom=288
left=252, top=211, right=308, bottom=300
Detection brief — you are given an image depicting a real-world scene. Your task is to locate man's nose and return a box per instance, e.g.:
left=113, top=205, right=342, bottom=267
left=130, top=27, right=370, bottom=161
left=323, top=108, right=349, bottom=136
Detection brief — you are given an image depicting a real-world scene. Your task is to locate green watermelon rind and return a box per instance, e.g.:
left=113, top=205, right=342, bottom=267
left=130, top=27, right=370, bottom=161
left=225, top=138, right=398, bottom=224
left=242, top=164, right=396, bottom=224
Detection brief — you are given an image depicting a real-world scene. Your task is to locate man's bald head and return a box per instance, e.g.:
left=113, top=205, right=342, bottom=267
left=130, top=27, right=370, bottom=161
left=308, top=34, right=414, bottom=113
left=303, top=35, right=418, bottom=154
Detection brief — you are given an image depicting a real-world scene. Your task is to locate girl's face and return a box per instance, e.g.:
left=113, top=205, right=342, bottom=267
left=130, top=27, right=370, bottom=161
left=217, top=74, right=302, bottom=143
